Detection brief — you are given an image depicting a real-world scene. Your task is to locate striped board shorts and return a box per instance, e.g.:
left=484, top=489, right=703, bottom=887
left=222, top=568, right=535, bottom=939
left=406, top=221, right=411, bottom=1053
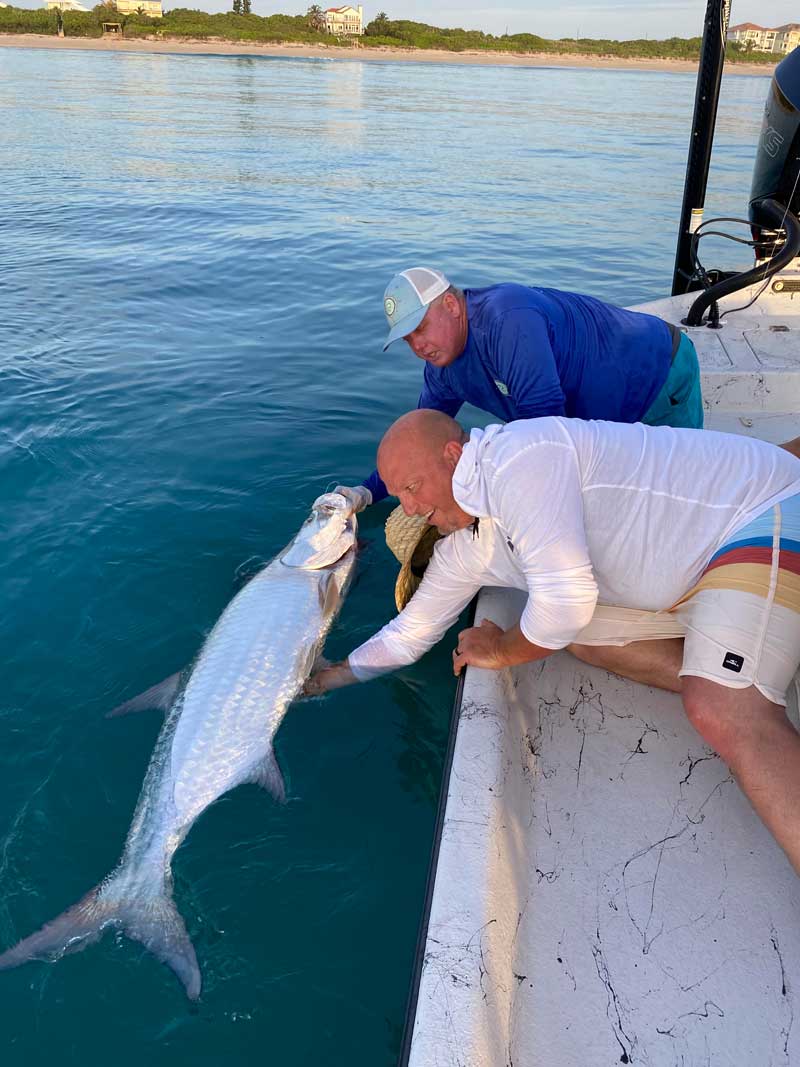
left=673, top=492, right=800, bottom=706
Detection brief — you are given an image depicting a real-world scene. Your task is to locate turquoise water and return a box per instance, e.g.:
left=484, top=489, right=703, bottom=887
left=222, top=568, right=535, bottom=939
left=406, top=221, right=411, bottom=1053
left=0, top=47, right=770, bottom=1064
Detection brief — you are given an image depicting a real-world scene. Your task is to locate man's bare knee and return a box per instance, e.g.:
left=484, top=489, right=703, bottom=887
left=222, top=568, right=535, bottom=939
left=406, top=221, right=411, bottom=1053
left=681, top=675, right=789, bottom=764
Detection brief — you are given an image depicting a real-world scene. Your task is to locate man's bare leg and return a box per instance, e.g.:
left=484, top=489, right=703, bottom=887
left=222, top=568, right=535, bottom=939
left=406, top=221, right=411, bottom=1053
left=682, top=675, right=800, bottom=876
left=780, top=437, right=800, bottom=459
left=568, top=638, right=684, bottom=693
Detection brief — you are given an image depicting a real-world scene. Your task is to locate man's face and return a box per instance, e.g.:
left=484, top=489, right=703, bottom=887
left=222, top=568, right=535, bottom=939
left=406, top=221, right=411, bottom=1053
left=403, top=293, right=465, bottom=368
left=381, top=442, right=472, bottom=535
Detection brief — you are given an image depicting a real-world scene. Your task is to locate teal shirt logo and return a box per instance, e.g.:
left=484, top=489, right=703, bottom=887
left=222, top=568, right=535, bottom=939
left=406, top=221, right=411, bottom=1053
left=494, top=380, right=509, bottom=397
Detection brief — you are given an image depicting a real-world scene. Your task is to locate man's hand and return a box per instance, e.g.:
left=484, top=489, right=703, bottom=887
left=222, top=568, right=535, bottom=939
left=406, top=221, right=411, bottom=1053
left=333, top=485, right=372, bottom=513
left=303, top=659, right=358, bottom=696
left=452, top=619, right=506, bottom=675
left=452, top=620, right=553, bottom=676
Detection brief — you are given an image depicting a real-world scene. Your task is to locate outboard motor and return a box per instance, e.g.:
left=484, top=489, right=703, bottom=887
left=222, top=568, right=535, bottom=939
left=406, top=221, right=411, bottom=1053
left=750, top=46, right=800, bottom=232
left=685, top=47, right=800, bottom=325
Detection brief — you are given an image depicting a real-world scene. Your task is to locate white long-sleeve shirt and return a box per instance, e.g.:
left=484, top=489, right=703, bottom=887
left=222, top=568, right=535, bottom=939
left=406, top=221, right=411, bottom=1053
left=348, top=418, right=800, bottom=681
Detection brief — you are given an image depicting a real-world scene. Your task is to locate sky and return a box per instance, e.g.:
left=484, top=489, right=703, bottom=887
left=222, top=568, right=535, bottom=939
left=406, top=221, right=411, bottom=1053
left=12, top=0, right=800, bottom=40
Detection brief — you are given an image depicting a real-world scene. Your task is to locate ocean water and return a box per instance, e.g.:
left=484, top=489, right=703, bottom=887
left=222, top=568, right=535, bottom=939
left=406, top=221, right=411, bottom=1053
left=0, top=46, right=771, bottom=1065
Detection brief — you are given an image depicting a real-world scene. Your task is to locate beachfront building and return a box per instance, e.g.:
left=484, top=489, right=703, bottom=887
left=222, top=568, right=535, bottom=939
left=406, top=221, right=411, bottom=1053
left=46, top=0, right=90, bottom=10
left=114, top=0, right=163, bottom=15
left=774, top=24, right=800, bottom=54
left=324, top=5, right=363, bottom=35
left=727, top=23, right=777, bottom=51
left=727, top=22, right=800, bottom=53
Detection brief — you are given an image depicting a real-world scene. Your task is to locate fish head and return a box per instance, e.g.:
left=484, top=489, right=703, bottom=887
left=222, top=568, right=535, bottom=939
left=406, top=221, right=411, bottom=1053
left=280, top=492, right=358, bottom=570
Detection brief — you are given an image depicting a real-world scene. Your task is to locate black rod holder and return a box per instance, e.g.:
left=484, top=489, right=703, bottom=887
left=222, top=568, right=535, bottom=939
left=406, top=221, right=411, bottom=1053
left=671, top=0, right=731, bottom=296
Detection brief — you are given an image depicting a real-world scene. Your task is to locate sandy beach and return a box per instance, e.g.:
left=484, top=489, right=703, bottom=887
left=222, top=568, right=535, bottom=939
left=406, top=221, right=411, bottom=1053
left=0, top=33, right=777, bottom=75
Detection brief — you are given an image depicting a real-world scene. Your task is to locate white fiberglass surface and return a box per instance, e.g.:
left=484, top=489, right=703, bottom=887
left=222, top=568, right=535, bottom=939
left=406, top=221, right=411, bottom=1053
left=409, top=312, right=800, bottom=1065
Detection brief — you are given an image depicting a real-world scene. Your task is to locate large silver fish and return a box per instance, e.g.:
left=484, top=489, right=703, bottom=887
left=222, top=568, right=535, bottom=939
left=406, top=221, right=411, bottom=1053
left=0, top=492, right=357, bottom=999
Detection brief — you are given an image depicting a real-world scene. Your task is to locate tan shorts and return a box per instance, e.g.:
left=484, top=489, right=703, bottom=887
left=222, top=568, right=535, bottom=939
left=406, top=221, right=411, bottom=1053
left=574, top=495, right=800, bottom=707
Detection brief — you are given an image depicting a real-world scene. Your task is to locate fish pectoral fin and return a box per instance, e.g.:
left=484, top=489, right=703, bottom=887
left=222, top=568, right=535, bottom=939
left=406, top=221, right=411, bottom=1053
left=318, top=572, right=340, bottom=617
left=107, top=672, right=183, bottom=718
left=250, top=749, right=287, bottom=804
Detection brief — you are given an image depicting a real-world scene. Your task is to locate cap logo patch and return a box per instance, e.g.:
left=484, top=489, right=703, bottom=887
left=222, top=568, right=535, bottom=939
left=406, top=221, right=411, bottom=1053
left=384, top=297, right=397, bottom=318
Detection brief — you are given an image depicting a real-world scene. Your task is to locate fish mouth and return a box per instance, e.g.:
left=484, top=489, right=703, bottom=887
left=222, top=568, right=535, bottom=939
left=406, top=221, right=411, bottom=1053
left=280, top=495, right=358, bottom=570
left=313, top=491, right=353, bottom=518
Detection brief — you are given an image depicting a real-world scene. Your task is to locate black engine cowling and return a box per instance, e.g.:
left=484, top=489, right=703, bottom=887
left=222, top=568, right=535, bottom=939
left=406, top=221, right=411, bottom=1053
left=750, top=46, right=800, bottom=227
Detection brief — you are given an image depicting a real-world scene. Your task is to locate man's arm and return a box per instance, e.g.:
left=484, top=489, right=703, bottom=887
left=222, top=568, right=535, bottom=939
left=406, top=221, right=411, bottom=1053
left=306, top=536, right=480, bottom=694
left=305, top=620, right=541, bottom=691
left=452, top=619, right=554, bottom=675
left=490, top=434, right=599, bottom=650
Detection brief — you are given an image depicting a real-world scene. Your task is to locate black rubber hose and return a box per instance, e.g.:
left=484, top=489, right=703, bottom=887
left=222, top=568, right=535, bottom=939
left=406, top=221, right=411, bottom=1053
left=685, top=198, right=800, bottom=326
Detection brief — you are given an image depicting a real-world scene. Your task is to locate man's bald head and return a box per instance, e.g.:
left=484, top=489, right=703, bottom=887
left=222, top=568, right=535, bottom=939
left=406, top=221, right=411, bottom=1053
left=378, top=409, right=467, bottom=474
left=378, top=409, right=472, bottom=534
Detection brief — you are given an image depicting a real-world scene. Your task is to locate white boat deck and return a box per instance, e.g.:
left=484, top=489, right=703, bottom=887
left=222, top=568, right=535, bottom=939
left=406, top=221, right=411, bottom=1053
left=406, top=285, right=800, bottom=1066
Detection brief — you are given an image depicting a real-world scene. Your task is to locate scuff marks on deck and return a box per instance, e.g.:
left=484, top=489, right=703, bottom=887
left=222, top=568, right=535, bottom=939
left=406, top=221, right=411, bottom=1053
left=408, top=587, right=800, bottom=1067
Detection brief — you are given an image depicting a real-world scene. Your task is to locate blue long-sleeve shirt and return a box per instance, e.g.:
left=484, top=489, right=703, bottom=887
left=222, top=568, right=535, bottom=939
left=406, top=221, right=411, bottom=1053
left=363, top=283, right=673, bottom=503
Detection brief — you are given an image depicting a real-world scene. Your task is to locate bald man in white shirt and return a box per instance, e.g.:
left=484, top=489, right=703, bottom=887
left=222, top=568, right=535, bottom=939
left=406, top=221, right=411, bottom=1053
left=309, top=409, right=800, bottom=877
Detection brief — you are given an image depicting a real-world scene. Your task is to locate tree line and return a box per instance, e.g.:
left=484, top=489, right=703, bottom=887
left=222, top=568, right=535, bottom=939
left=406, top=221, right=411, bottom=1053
left=0, top=2, right=780, bottom=63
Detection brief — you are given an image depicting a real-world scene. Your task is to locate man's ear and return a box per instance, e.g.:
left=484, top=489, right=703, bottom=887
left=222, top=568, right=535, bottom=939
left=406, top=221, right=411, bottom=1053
left=442, top=292, right=460, bottom=317
left=443, top=440, right=463, bottom=469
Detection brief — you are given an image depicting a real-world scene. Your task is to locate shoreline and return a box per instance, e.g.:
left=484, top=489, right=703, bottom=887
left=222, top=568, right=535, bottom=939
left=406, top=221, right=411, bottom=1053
left=0, top=34, right=777, bottom=75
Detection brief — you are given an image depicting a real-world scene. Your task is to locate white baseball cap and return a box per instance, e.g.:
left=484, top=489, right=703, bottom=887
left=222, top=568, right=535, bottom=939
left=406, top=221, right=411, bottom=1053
left=382, top=267, right=450, bottom=351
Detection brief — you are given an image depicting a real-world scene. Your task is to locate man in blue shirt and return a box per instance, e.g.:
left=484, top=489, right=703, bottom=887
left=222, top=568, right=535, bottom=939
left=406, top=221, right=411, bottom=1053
left=336, top=266, right=702, bottom=510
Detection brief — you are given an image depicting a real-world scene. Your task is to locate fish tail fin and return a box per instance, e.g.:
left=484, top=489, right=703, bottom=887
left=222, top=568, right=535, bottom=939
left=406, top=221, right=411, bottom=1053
left=0, top=881, right=201, bottom=1000
left=0, top=887, right=111, bottom=971
left=122, top=891, right=201, bottom=999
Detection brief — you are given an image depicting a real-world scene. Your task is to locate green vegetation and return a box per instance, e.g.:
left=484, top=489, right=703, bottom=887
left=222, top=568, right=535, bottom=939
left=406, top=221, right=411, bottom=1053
left=0, top=3, right=779, bottom=65
left=0, top=3, right=329, bottom=40
left=361, top=17, right=776, bottom=64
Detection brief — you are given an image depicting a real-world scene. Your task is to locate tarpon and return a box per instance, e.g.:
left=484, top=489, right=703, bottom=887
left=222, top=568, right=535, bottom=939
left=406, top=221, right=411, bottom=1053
left=0, top=492, right=357, bottom=999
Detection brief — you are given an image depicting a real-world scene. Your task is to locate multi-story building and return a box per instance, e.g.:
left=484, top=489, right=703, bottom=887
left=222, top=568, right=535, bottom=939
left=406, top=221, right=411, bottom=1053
left=773, top=24, right=800, bottom=54
left=727, top=22, right=800, bottom=53
left=727, top=23, right=776, bottom=51
left=324, top=4, right=363, bottom=35
left=46, top=1, right=90, bottom=10
left=114, top=0, right=163, bottom=15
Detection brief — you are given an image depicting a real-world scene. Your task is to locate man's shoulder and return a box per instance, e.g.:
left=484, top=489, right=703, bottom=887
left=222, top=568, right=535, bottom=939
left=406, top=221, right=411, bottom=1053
left=457, top=421, right=577, bottom=502
left=479, top=418, right=575, bottom=460
left=466, top=282, right=546, bottom=320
